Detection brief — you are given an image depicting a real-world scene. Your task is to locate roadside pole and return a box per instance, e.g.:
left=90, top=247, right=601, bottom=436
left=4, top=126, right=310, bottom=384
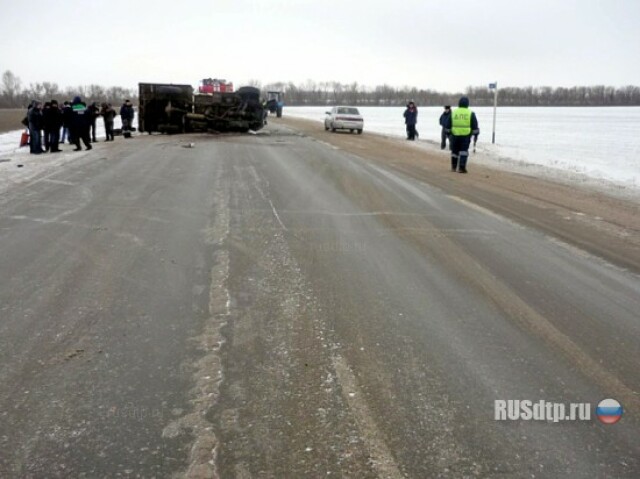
left=489, top=82, right=498, bottom=144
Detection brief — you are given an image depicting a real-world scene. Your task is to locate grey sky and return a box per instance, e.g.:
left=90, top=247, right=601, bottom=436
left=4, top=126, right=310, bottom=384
left=1, top=0, right=638, bottom=92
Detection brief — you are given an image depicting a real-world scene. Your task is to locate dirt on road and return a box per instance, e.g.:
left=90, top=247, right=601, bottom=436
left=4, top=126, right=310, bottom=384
left=276, top=116, right=640, bottom=273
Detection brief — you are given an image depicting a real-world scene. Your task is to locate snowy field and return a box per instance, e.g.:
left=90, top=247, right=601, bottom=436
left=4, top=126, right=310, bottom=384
left=286, top=106, right=640, bottom=198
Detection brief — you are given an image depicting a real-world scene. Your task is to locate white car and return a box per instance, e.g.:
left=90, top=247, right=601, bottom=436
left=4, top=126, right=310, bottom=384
left=324, top=106, right=364, bottom=134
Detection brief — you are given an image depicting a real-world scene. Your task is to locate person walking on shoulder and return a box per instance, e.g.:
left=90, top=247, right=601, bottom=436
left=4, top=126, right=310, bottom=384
left=445, top=96, right=479, bottom=173
left=439, top=105, right=451, bottom=150
left=403, top=101, right=418, bottom=140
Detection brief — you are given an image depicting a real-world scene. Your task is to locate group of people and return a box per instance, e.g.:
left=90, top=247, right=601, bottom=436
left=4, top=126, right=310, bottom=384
left=24, top=98, right=135, bottom=155
left=403, top=97, right=480, bottom=174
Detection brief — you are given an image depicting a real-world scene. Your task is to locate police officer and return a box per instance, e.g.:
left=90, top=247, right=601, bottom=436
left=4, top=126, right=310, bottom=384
left=445, top=96, right=479, bottom=173
left=71, top=96, right=92, bottom=151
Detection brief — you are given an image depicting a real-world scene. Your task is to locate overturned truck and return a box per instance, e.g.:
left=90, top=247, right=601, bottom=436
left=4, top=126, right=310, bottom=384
left=138, top=82, right=264, bottom=134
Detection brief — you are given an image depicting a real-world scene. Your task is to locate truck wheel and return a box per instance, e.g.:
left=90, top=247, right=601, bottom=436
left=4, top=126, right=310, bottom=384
left=325, top=123, right=329, bottom=131
left=331, top=123, right=336, bottom=132
left=357, top=129, right=363, bottom=134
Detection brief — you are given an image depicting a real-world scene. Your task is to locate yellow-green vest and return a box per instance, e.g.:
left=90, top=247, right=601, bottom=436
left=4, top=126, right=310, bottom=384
left=451, top=107, right=472, bottom=136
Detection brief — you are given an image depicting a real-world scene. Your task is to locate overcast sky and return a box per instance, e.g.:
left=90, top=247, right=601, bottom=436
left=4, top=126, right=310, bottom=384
left=1, top=0, right=639, bottom=93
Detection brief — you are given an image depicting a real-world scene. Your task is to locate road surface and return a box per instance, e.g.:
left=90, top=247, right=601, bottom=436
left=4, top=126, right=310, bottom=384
left=1, top=121, right=639, bottom=478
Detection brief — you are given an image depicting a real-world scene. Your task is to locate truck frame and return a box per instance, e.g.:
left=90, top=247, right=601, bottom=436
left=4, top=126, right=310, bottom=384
left=138, top=83, right=264, bottom=134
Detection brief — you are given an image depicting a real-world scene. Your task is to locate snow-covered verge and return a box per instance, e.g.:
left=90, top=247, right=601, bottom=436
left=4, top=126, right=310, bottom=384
left=0, top=116, right=133, bottom=195
left=285, top=106, right=640, bottom=202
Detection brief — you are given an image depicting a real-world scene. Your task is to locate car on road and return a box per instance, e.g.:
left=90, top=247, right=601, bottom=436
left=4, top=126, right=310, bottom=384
left=324, top=106, right=364, bottom=134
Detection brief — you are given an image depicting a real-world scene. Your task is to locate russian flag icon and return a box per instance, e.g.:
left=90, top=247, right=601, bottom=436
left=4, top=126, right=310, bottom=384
left=596, top=399, right=623, bottom=424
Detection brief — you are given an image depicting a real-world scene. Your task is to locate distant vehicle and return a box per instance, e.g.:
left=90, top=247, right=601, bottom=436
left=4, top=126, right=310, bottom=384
left=324, top=106, right=363, bottom=134
left=198, top=78, right=234, bottom=94
left=266, top=91, right=284, bottom=117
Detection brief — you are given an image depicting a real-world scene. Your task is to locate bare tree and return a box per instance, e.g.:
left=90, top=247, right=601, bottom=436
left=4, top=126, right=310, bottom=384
left=42, top=82, right=61, bottom=100
left=2, top=70, right=22, bottom=107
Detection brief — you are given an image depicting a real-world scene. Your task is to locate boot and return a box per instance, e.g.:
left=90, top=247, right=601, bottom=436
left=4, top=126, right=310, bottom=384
left=458, top=152, right=468, bottom=173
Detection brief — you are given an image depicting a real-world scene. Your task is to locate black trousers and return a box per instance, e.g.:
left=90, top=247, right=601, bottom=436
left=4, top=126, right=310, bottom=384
left=406, top=124, right=416, bottom=140
left=72, top=126, right=91, bottom=149
left=450, top=135, right=471, bottom=170
left=104, top=120, right=114, bottom=141
left=48, top=129, right=60, bottom=151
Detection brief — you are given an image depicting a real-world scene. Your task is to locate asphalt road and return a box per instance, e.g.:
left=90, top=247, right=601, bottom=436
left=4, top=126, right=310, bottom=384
left=1, top=124, right=639, bottom=478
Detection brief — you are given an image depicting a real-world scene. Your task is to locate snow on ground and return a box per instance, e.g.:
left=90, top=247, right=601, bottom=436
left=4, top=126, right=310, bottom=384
left=0, top=115, right=134, bottom=195
left=286, top=106, right=640, bottom=200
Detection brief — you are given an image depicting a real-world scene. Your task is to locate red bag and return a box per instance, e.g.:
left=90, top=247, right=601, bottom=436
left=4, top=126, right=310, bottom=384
left=20, top=130, right=29, bottom=147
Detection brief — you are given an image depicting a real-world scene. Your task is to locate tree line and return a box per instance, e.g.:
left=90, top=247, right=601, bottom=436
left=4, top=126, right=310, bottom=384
left=3, top=70, right=639, bottom=108
left=256, top=81, right=640, bottom=107
left=0, top=70, right=137, bottom=109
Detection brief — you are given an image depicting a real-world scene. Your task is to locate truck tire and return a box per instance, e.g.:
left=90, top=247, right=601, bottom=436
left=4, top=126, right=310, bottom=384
left=276, top=106, right=283, bottom=118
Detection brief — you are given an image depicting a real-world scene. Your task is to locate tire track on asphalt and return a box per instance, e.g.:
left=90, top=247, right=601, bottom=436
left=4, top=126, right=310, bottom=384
left=162, top=166, right=230, bottom=479
left=333, top=160, right=640, bottom=415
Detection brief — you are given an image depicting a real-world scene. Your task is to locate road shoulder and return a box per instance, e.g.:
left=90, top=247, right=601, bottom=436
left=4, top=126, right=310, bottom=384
left=275, top=116, right=640, bottom=273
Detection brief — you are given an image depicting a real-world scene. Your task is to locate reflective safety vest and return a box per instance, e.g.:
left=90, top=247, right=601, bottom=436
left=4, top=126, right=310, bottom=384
left=72, top=103, right=87, bottom=115
left=451, top=107, right=472, bottom=136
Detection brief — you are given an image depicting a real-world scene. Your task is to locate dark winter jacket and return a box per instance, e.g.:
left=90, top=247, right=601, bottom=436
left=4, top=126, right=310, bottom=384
left=87, top=103, right=100, bottom=124
left=62, top=104, right=73, bottom=128
left=43, top=105, right=63, bottom=131
left=120, top=103, right=134, bottom=121
left=28, top=104, right=43, bottom=131
left=101, top=105, right=117, bottom=123
left=439, top=111, right=451, bottom=127
left=71, top=96, right=90, bottom=129
left=403, top=105, right=418, bottom=125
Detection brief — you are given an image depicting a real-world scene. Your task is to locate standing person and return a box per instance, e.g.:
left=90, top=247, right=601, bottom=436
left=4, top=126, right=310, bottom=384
left=120, top=99, right=134, bottom=138
left=88, top=102, right=100, bottom=142
left=439, top=105, right=451, bottom=150
left=61, top=101, right=72, bottom=144
left=101, top=102, right=116, bottom=141
left=403, top=101, right=418, bottom=140
left=42, top=102, right=52, bottom=152
left=445, top=96, right=479, bottom=173
left=27, top=101, right=44, bottom=154
left=71, top=96, right=92, bottom=151
left=47, top=100, right=63, bottom=152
